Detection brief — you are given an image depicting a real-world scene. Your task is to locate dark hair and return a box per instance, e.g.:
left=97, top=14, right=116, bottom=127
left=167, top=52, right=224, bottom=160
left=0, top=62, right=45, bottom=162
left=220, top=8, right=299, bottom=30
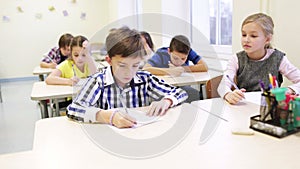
left=69, top=35, right=88, bottom=60
left=106, top=26, right=146, bottom=58
left=140, top=31, right=154, bottom=51
left=58, top=33, right=73, bottom=48
left=169, top=35, right=191, bottom=54
left=69, top=35, right=88, bottom=58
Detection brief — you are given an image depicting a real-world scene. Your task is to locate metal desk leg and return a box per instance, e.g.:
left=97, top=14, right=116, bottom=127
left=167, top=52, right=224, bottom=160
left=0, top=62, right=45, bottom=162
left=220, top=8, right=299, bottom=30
left=0, top=84, right=2, bottom=103
left=38, top=75, right=44, bottom=81
left=54, top=99, right=60, bottom=117
left=201, top=84, right=207, bottom=100
left=39, top=100, right=49, bottom=118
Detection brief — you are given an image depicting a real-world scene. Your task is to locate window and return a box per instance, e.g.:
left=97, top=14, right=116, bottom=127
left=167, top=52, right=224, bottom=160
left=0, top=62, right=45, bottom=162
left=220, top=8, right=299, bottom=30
left=209, top=0, right=232, bottom=45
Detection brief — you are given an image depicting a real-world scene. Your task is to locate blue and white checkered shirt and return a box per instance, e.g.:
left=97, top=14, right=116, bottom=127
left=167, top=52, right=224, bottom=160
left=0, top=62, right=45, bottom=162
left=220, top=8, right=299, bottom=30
left=67, top=66, right=188, bottom=123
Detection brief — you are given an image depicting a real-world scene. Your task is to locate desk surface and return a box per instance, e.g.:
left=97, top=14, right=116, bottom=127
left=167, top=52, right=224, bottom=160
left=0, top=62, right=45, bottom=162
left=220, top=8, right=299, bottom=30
left=32, top=66, right=53, bottom=75
left=30, top=79, right=87, bottom=101
left=30, top=82, right=75, bottom=101
left=4, top=92, right=300, bottom=169
left=31, top=92, right=300, bottom=168
left=158, top=72, right=210, bottom=86
left=30, top=72, right=209, bottom=101
left=0, top=151, right=37, bottom=169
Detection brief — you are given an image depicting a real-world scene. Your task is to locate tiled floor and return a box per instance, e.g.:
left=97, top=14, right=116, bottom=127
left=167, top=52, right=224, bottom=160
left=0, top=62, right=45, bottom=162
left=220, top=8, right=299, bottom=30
left=0, top=80, right=40, bottom=155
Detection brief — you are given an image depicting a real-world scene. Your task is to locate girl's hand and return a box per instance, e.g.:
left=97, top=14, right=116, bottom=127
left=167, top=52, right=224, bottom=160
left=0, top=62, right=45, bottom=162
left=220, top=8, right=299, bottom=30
left=224, top=88, right=246, bottom=104
left=70, top=76, right=80, bottom=86
left=147, top=99, right=172, bottom=116
left=111, top=110, right=136, bottom=128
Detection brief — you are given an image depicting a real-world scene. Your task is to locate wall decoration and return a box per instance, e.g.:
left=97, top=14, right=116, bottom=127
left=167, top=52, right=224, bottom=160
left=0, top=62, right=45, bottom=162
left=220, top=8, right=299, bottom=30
left=48, top=6, right=55, bottom=12
left=17, top=6, right=24, bottom=13
left=80, top=12, right=86, bottom=20
left=62, top=10, right=69, bottom=16
left=2, top=16, right=10, bottom=22
left=35, top=13, right=42, bottom=19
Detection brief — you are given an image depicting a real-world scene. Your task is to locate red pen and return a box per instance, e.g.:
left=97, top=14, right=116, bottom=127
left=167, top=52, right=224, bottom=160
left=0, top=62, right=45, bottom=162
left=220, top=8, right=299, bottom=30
left=272, top=76, right=277, bottom=88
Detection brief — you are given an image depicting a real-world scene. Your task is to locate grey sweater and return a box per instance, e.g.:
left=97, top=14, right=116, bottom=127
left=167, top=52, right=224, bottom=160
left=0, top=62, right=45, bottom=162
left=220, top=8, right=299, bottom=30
left=236, top=49, right=284, bottom=91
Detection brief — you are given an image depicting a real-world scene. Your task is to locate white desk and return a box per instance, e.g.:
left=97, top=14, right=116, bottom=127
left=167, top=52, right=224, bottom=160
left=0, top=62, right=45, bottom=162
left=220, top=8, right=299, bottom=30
left=32, top=66, right=53, bottom=81
left=32, top=104, right=210, bottom=169
left=158, top=72, right=210, bottom=86
left=190, top=92, right=300, bottom=168
left=30, top=81, right=81, bottom=118
left=30, top=82, right=77, bottom=101
left=0, top=151, right=37, bottom=169
left=29, top=92, right=299, bottom=168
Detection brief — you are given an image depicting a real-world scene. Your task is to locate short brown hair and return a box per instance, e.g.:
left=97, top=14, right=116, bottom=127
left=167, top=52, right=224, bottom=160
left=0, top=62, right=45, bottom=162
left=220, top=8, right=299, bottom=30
left=106, top=26, right=146, bottom=58
left=58, top=33, right=73, bottom=48
left=169, top=35, right=191, bottom=54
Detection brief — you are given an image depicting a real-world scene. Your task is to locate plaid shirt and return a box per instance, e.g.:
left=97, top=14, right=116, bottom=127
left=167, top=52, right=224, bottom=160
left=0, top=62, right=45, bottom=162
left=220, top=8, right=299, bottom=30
left=67, top=66, right=188, bottom=123
left=41, top=47, right=68, bottom=64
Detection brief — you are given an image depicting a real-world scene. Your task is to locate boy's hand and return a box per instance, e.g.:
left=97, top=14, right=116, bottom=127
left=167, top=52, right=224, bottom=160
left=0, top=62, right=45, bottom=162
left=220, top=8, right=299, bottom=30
left=147, top=99, right=172, bottom=116
left=168, top=67, right=185, bottom=77
left=224, top=89, right=246, bottom=104
left=112, top=111, right=136, bottom=128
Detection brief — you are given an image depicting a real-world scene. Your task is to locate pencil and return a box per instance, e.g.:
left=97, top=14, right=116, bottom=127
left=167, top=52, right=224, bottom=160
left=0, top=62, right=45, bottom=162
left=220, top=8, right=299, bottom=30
left=72, top=64, right=77, bottom=77
left=226, top=75, right=239, bottom=90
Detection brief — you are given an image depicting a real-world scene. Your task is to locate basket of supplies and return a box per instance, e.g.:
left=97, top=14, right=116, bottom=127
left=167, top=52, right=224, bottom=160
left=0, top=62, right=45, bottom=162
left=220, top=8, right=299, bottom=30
left=250, top=87, right=300, bottom=138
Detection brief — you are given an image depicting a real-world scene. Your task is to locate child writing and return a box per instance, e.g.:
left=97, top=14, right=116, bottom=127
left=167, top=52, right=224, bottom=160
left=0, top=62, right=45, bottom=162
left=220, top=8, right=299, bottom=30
left=40, top=33, right=74, bottom=69
left=218, top=13, right=300, bottom=104
left=143, top=35, right=208, bottom=76
left=67, top=27, right=188, bottom=128
left=45, top=35, right=97, bottom=86
left=143, top=35, right=208, bottom=102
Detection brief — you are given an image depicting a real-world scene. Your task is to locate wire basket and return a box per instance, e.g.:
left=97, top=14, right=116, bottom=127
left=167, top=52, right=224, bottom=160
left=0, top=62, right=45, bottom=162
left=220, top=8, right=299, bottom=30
left=250, top=92, right=300, bottom=138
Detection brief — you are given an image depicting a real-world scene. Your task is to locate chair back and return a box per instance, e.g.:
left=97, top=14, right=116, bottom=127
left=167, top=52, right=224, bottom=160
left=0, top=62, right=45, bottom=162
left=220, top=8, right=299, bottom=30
left=206, top=75, right=223, bottom=99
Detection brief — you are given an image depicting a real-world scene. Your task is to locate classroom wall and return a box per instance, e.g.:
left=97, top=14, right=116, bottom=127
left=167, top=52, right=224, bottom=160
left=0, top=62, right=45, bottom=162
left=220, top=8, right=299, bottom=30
left=2, top=0, right=300, bottom=80
left=232, top=0, right=300, bottom=86
left=0, top=0, right=109, bottom=79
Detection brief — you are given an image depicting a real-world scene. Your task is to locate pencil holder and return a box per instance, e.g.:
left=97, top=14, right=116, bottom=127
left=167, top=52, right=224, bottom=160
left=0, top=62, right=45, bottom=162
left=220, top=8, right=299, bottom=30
left=292, top=97, right=300, bottom=128
left=250, top=92, right=299, bottom=138
left=259, top=92, right=276, bottom=121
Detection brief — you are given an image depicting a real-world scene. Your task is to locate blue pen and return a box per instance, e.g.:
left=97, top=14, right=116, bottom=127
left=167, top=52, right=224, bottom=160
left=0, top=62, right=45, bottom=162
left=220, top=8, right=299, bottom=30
left=268, top=83, right=272, bottom=90
left=259, top=79, right=265, bottom=92
left=226, top=75, right=239, bottom=90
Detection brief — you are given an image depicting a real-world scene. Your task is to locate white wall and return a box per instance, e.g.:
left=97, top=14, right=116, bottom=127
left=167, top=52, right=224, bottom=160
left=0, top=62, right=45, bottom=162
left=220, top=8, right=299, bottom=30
left=161, top=0, right=191, bottom=46
left=2, top=0, right=300, bottom=80
left=0, top=0, right=109, bottom=79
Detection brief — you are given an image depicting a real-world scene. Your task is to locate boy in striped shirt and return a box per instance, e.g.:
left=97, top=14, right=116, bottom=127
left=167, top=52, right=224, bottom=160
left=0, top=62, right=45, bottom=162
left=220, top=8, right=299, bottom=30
left=67, top=27, right=187, bottom=128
